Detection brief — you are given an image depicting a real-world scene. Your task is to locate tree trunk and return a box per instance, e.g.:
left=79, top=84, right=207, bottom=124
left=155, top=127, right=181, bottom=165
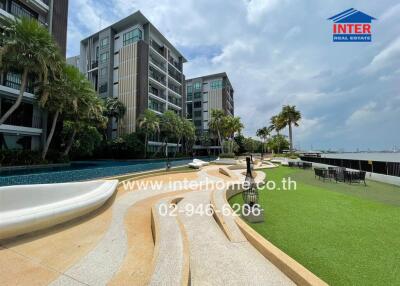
left=42, top=110, right=60, bottom=160
left=174, top=138, right=181, bottom=157
left=0, top=68, right=29, bottom=125
left=288, top=122, right=293, bottom=153
left=217, top=129, right=223, bottom=152
left=144, top=133, right=148, bottom=158
left=63, top=129, right=77, bottom=156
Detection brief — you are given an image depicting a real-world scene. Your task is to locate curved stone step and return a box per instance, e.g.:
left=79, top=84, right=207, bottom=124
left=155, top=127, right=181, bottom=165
left=148, top=197, right=190, bottom=286
left=178, top=190, right=294, bottom=286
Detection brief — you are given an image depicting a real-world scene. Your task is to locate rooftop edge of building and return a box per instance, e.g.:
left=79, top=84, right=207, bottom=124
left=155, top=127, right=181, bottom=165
left=80, top=10, right=187, bottom=63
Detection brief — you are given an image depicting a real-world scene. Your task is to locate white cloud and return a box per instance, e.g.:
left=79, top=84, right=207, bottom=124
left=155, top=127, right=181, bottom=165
left=243, top=0, right=281, bottom=25
left=362, top=37, right=400, bottom=73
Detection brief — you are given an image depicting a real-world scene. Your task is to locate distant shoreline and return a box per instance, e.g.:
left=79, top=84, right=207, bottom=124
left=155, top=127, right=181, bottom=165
left=321, top=152, right=400, bottom=163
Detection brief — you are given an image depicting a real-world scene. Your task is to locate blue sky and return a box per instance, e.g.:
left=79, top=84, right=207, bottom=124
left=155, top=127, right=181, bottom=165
left=67, top=0, right=400, bottom=151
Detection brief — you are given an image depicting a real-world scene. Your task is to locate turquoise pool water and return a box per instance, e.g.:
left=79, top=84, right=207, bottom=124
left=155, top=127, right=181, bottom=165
left=0, top=158, right=206, bottom=186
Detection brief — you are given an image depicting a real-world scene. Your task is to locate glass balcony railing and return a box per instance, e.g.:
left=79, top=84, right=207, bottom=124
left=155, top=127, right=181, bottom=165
left=149, top=67, right=166, bottom=86
left=149, top=85, right=166, bottom=100
left=150, top=39, right=165, bottom=57
left=168, top=65, right=182, bottom=83
left=168, top=56, right=182, bottom=71
left=148, top=98, right=165, bottom=113
left=168, top=96, right=182, bottom=107
left=150, top=56, right=165, bottom=71
left=168, top=83, right=181, bottom=95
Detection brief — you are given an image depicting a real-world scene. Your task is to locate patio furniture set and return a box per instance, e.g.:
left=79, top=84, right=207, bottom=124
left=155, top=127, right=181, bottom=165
left=288, top=161, right=313, bottom=169
left=314, top=166, right=367, bottom=185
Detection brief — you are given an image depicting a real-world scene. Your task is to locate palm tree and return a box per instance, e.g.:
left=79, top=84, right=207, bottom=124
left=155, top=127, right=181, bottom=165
left=208, top=109, right=225, bottom=150
left=223, top=116, right=243, bottom=153
left=104, top=97, right=126, bottom=122
left=269, top=115, right=285, bottom=135
left=153, top=111, right=179, bottom=158
left=138, top=109, right=160, bottom=158
left=63, top=83, right=106, bottom=156
left=0, top=17, right=60, bottom=124
left=173, top=117, right=184, bottom=157
left=269, top=115, right=285, bottom=154
left=39, top=64, right=78, bottom=160
left=182, top=119, right=196, bottom=155
left=280, top=105, right=301, bottom=152
left=256, top=127, right=271, bottom=154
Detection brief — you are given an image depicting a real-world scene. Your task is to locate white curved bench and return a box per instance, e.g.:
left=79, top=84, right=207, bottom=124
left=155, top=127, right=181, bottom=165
left=0, top=180, right=118, bottom=240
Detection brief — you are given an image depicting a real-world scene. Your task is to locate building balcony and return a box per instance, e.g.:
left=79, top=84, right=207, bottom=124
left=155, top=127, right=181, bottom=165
left=150, top=39, right=165, bottom=58
left=148, top=98, right=165, bottom=114
left=168, top=65, right=182, bottom=83
left=0, top=83, right=36, bottom=101
left=0, top=124, right=42, bottom=136
left=168, top=56, right=182, bottom=72
left=168, top=87, right=181, bottom=98
left=168, top=96, right=182, bottom=107
left=149, top=67, right=166, bottom=86
left=149, top=59, right=166, bottom=75
left=149, top=84, right=166, bottom=100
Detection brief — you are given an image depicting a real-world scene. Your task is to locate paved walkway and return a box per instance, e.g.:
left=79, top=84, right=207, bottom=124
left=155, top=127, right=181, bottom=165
left=178, top=190, right=294, bottom=286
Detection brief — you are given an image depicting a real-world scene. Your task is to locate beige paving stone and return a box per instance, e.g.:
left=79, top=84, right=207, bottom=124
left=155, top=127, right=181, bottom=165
left=0, top=246, right=59, bottom=286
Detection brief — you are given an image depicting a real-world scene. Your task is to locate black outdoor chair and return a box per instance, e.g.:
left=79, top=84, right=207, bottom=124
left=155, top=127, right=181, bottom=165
left=302, top=162, right=312, bottom=169
left=346, top=171, right=367, bottom=186
left=334, top=167, right=346, bottom=182
left=314, top=168, right=329, bottom=181
left=288, top=162, right=297, bottom=167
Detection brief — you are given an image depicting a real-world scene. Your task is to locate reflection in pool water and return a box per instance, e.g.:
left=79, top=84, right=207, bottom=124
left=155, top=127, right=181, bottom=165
left=0, top=158, right=210, bottom=186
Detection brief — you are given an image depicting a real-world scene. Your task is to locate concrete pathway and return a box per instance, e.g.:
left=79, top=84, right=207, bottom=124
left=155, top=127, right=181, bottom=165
left=178, top=190, right=294, bottom=286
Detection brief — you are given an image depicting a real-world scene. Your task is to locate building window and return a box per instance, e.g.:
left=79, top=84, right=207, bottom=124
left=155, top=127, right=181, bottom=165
left=100, top=37, right=109, bottom=49
left=194, top=92, right=201, bottom=99
left=187, top=85, right=192, bottom=94
left=194, top=82, right=201, bottom=90
left=4, top=71, right=34, bottom=93
left=211, top=80, right=223, bottom=89
left=194, top=101, right=202, bottom=108
left=100, top=67, right=107, bottom=77
left=123, top=28, right=142, bottom=46
left=99, top=51, right=109, bottom=63
left=10, top=1, right=37, bottom=21
left=194, top=110, right=202, bottom=118
left=99, top=83, right=108, bottom=93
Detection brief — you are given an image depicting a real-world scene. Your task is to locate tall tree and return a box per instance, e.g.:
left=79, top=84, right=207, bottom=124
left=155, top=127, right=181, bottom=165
left=104, top=97, right=126, bottom=122
left=63, top=89, right=106, bottom=156
left=269, top=114, right=286, bottom=153
left=222, top=116, right=243, bottom=153
left=137, top=109, right=160, bottom=158
left=208, top=109, right=225, bottom=150
left=39, top=65, right=80, bottom=159
left=280, top=105, right=301, bottom=152
left=0, top=17, right=60, bottom=124
left=182, top=119, right=196, bottom=155
left=256, top=127, right=271, bottom=154
left=153, top=111, right=179, bottom=158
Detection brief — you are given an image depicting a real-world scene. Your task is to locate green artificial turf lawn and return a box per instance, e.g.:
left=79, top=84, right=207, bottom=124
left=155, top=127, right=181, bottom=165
left=229, top=167, right=400, bottom=286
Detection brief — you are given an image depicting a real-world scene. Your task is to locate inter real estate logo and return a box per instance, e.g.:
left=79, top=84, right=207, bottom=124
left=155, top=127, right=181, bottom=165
left=328, top=8, right=376, bottom=42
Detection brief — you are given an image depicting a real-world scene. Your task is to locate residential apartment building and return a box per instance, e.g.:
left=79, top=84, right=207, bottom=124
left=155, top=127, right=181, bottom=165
left=0, top=0, right=69, bottom=150
left=186, top=72, right=234, bottom=139
left=75, top=11, right=186, bottom=140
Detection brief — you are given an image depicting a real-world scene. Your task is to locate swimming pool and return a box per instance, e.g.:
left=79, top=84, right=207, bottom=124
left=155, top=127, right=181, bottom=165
left=0, top=158, right=206, bottom=186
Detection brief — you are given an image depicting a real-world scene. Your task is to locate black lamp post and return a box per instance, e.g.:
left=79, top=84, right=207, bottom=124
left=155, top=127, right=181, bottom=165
left=242, top=157, right=259, bottom=207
